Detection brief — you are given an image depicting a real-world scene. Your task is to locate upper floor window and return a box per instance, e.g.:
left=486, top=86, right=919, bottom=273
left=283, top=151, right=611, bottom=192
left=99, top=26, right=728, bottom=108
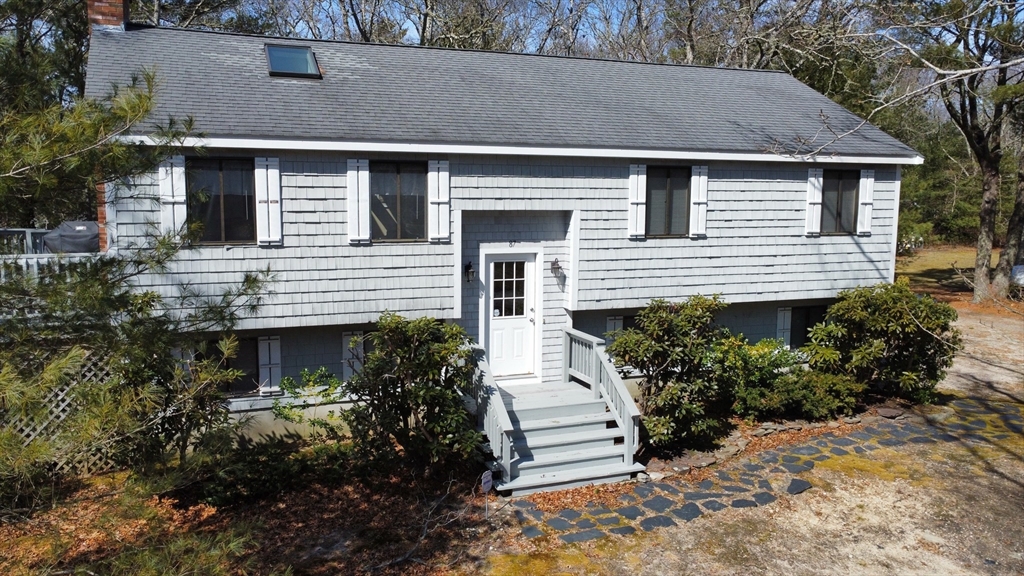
left=265, top=45, right=322, bottom=79
left=646, top=166, right=692, bottom=236
left=370, top=162, right=427, bottom=241
left=187, top=158, right=256, bottom=244
left=821, top=169, right=859, bottom=235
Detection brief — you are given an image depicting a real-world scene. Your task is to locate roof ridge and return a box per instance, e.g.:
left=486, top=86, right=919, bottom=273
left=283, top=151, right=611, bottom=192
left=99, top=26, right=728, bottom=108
left=123, top=23, right=790, bottom=75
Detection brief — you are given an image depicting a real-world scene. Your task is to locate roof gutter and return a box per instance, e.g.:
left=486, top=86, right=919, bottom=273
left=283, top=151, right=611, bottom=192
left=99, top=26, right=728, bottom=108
left=130, top=136, right=925, bottom=166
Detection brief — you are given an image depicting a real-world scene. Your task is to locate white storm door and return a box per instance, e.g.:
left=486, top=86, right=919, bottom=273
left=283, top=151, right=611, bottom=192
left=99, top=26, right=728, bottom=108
left=487, top=256, right=536, bottom=378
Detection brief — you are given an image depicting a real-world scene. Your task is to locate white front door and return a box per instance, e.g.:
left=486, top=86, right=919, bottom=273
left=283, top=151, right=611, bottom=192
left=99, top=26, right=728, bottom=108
left=486, top=255, right=536, bottom=378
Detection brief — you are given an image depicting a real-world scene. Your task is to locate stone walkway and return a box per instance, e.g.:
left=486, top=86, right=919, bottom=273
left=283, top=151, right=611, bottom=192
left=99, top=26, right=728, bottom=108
left=511, top=397, right=1024, bottom=543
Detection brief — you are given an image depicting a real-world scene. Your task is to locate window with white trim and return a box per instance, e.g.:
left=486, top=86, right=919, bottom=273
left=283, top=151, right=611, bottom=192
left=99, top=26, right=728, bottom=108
left=180, top=157, right=283, bottom=245
left=199, top=337, right=256, bottom=396
left=196, top=336, right=281, bottom=397
left=777, top=307, right=792, bottom=348
left=605, top=314, right=638, bottom=340
left=821, top=169, right=859, bottom=235
left=791, top=305, right=826, bottom=348
left=778, top=305, right=828, bottom=349
left=341, top=331, right=364, bottom=382
left=806, top=168, right=874, bottom=236
left=646, top=166, right=691, bottom=236
left=187, top=158, right=256, bottom=244
left=628, top=164, right=708, bottom=238
left=371, top=161, right=426, bottom=241
left=257, top=336, right=282, bottom=395
left=348, top=159, right=450, bottom=244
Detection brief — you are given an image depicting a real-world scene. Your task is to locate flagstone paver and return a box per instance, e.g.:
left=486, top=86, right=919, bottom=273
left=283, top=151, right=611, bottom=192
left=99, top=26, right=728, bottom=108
left=506, top=397, right=1024, bottom=544
left=521, top=525, right=544, bottom=539
left=560, top=529, right=604, bottom=543
left=786, top=478, right=813, bottom=495
left=615, top=505, right=644, bottom=520
left=639, top=515, right=677, bottom=531
left=642, top=495, right=675, bottom=513
left=545, top=517, right=572, bottom=531
left=653, top=482, right=681, bottom=495
left=702, top=500, right=728, bottom=512
left=559, top=509, right=582, bottom=521
left=672, top=503, right=702, bottom=521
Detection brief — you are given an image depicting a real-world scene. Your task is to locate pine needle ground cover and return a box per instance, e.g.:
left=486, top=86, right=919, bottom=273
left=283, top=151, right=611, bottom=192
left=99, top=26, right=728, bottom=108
left=0, top=470, right=491, bottom=576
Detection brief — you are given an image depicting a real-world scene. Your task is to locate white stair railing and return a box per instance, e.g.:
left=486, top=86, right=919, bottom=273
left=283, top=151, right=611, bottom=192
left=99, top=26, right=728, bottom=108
left=469, top=346, right=514, bottom=483
left=562, top=328, right=641, bottom=466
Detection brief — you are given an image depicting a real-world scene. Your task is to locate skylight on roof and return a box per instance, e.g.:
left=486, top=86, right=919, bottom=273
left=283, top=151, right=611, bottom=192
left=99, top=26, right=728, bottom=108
left=265, top=45, right=321, bottom=79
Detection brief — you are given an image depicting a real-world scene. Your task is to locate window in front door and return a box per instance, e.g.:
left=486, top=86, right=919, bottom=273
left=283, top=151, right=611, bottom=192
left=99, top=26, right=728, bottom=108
left=492, top=261, right=526, bottom=318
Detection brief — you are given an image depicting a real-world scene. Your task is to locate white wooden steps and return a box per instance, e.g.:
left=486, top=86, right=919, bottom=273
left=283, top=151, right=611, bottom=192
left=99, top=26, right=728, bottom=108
left=492, top=382, right=644, bottom=496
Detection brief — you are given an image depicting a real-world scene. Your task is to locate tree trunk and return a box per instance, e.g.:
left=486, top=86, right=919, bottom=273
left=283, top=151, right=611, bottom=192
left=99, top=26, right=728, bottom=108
left=972, top=159, right=1001, bottom=302
left=992, top=153, right=1024, bottom=298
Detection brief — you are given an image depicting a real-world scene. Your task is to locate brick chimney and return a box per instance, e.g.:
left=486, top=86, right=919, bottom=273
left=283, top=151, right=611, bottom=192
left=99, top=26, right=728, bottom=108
left=88, top=0, right=130, bottom=252
left=88, top=0, right=129, bottom=29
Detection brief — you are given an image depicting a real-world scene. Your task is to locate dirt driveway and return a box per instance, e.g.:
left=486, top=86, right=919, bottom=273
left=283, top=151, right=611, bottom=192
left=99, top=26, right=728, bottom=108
left=942, top=302, right=1024, bottom=402
left=479, top=304, right=1024, bottom=575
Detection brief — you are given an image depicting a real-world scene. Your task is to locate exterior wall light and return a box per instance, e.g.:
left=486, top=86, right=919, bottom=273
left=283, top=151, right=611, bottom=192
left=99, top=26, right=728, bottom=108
left=464, top=261, right=475, bottom=283
left=551, top=258, right=562, bottom=276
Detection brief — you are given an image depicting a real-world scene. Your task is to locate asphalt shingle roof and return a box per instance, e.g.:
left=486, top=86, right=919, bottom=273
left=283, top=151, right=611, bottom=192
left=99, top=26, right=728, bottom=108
left=85, top=26, right=918, bottom=159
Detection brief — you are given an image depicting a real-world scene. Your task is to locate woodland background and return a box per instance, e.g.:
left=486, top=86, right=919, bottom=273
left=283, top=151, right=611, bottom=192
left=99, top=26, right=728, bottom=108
left=2, top=0, right=1023, bottom=300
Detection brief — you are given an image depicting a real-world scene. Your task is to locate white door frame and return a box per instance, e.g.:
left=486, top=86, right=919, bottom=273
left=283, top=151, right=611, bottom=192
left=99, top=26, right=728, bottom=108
left=478, top=243, right=544, bottom=383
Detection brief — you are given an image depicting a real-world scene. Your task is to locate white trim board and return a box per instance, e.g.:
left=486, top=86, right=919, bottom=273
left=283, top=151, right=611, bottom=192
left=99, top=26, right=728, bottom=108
left=453, top=209, right=463, bottom=318
left=132, top=136, right=924, bottom=166
left=889, top=166, right=902, bottom=283
left=569, top=209, right=581, bottom=310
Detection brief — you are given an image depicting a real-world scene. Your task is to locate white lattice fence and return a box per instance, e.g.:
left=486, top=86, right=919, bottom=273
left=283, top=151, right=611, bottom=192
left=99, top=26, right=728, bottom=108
left=6, top=352, right=120, bottom=476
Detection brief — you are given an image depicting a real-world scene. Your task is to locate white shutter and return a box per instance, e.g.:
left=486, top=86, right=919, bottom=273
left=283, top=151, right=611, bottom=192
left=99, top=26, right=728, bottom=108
left=857, top=169, right=875, bottom=235
left=158, top=156, right=186, bottom=236
left=605, top=316, right=624, bottom=344
left=341, top=331, right=363, bottom=381
left=170, top=347, right=191, bottom=376
left=628, top=164, right=647, bottom=238
left=689, top=165, right=709, bottom=237
left=606, top=316, right=624, bottom=334
left=805, top=168, right=823, bottom=236
left=428, top=160, right=451, bottom=242
left=347, top=159, right=371, bottom=244
left=255, top=157, right=282, bottom=245
left=258, top=336, right=281, bottom=395
left=777, top=307, right=793, bottom=349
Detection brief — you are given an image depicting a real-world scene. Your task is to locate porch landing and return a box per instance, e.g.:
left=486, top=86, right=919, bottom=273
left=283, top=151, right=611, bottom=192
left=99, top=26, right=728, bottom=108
left=497, top=381, right=592, bottom=406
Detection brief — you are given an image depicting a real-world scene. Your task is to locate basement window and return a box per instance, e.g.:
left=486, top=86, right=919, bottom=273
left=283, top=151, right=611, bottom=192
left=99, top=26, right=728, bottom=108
left=265, top=45, right=322, bottom=79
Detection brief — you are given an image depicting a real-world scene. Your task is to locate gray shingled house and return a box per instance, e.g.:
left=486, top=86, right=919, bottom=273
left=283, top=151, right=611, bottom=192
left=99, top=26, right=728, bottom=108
left=84, top=1, right=921, bottom=493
